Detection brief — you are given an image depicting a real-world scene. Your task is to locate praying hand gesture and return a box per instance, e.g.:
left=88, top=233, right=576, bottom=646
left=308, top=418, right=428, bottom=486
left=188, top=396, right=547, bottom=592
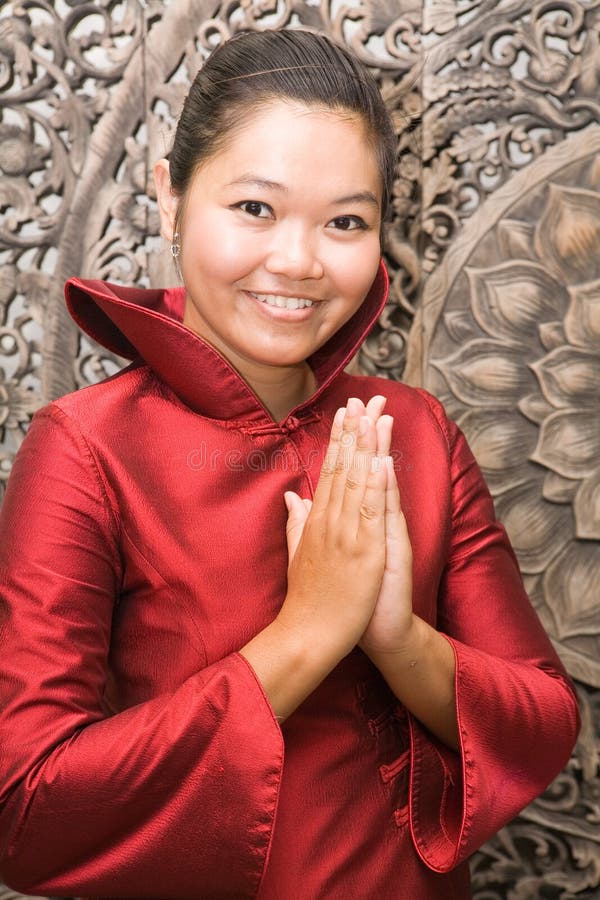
left=241, top=396, right=459, bottom=750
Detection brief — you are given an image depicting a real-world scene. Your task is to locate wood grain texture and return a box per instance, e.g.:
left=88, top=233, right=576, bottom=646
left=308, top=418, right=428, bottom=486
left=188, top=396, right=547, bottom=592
left=0, top=0, right=597, bottom=896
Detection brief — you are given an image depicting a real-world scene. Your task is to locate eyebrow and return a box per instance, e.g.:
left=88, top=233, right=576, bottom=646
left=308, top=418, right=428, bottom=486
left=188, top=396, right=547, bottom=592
left=228, top=175, right=287, bottom=192
left=333, top=191, right=380, bottom=209
left=227, top=174, right=380, bottom=209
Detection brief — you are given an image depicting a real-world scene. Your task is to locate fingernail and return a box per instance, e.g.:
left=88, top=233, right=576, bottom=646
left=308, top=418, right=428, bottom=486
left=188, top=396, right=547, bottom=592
left=333, top=407, right=346, bottom=426
left=347, top=397, right=361, bottom=417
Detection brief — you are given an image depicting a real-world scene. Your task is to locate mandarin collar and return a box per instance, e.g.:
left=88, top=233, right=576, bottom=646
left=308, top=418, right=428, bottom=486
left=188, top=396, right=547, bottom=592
left=64, top=261, right=389, bottom=425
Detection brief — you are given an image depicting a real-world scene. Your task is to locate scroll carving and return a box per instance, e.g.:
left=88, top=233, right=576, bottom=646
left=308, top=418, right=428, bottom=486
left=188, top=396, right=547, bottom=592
left=0, top=0, right=598, bottom=897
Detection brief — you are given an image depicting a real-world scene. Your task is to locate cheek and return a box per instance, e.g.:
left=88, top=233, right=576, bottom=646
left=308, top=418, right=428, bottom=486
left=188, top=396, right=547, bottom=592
left=329, top=237, right=381, bottom=301
left=181, top=212, right=258, bottom=282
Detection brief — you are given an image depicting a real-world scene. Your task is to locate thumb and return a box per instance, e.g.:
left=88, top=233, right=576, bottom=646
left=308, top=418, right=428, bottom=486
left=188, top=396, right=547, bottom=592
left=284, top=491, right=310, bottom=561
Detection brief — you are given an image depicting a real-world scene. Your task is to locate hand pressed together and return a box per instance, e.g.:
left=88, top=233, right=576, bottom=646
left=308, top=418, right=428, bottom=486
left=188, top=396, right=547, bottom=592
left=240, top=396, right=459, bottom=749
left=283, top=395, right=414, bottom=659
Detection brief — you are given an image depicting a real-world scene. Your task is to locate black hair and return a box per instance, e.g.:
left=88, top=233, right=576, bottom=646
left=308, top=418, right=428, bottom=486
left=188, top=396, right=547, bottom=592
left=168, top=29, right=396, bottom=231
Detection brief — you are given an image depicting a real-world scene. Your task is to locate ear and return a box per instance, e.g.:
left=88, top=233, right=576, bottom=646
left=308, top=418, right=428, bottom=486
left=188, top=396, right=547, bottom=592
left=153, top=158, right=179, bottom=242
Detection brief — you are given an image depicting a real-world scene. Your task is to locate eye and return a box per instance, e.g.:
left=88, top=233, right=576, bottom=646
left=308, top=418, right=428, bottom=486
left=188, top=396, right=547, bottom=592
left=328, top=215, right=368, bottom=232
left=235, top=200, right=272, bottom=219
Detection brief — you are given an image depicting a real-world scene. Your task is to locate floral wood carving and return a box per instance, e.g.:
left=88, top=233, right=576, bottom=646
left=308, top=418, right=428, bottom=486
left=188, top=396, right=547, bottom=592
left=406, top=128, right=600, bottom=899
left=0, top=0, right=599, bottom=897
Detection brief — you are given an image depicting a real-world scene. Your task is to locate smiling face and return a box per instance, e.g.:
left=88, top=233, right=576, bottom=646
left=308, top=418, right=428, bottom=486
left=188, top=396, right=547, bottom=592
left=155, top=100, right=383, bottom=388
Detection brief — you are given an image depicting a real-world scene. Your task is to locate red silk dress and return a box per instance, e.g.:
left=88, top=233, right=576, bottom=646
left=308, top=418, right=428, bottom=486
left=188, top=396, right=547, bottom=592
left=0, top=263, right=579, bottom=899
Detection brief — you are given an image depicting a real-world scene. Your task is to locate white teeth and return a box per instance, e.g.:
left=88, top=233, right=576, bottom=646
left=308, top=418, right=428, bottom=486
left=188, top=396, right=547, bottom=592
left=250, top=292, right=315, bottom=310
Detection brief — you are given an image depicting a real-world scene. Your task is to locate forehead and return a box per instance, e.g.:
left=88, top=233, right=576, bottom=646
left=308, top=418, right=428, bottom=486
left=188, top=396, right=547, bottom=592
left=194, top=100, right=381, bottom=194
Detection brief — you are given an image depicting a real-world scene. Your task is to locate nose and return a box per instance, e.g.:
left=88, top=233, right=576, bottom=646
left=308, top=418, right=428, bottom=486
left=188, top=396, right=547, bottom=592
left=264, top=221, right=324, bottom=281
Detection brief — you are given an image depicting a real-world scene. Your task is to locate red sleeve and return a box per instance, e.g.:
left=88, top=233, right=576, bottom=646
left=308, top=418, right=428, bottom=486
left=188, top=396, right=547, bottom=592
left=0, top=405, right=283, bottom=899
left=407, top=392, right=580, bottom=872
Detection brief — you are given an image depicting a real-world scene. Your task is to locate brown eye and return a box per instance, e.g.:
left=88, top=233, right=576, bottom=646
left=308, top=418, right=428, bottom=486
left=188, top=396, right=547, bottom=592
left=237, top=201, right=271, bottom=218
left=329, top=215, right=367, bottom=231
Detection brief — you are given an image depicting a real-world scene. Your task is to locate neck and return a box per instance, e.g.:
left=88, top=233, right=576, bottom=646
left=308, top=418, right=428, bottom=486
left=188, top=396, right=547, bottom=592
left=246, top=362, right=317, bottom=422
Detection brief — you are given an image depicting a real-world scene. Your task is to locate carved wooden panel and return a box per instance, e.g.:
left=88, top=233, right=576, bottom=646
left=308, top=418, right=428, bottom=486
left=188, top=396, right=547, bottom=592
left=0, top=1, right=598, bottom=897
left=401, top=3, right=600, bottom=894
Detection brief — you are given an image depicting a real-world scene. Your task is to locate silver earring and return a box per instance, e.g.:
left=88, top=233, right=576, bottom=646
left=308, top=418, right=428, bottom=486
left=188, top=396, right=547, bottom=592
left=171, top=232, right=180, bottom=258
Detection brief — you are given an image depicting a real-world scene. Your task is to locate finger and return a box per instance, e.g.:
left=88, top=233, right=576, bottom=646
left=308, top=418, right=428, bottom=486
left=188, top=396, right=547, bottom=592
left=312, top=406, right=346, bottom=509
left=356, top=454, right=387, bottom=539
left=384, top=456, right=401, bottom=524
left=346, top=396, right=366, bottom=416
left=384, top=457, right=411, bottom=574
left=375, top=414, right=394, bottom=458
left=329, top=404, right=346, bottom=444
left=284, top=490, right=310, bottom=562
left=365, top=394, right=387, bottom=422
left=339, top=415, right=379, bottom=524
left=326, top=398, right=365, bottom=513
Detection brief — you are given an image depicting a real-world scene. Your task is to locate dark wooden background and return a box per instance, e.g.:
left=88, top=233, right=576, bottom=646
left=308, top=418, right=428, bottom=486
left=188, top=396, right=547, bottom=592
left=0, top=1, right=598, bottom=897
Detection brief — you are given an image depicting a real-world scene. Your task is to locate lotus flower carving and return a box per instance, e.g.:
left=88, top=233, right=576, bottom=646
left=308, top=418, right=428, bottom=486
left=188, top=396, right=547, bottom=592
left=418, top=139, right=600, bottom=690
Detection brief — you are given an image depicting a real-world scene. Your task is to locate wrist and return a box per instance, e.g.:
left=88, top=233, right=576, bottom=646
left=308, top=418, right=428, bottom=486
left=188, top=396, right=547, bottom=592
left=361, top=617, right=460, bottom=751
left=360, top=613, right=423, bottom=664
left=240, top=615, right=346, bottom=722
left=275, top=592, right=362, bottom=663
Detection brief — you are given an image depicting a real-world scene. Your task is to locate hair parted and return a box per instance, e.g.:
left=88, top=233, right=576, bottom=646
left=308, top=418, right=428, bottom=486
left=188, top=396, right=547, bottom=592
left=168, top=29, right=397, bottom=228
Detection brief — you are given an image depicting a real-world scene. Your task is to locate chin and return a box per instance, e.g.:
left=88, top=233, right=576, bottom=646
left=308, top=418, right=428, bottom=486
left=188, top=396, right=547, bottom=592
left=263, top=354, right=309, bottom=368
left=244, top=345, right=312, bottom=368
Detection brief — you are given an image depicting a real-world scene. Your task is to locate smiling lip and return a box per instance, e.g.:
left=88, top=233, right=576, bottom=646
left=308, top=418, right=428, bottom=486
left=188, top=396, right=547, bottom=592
left=247, top=290, right=319, bottom=310
left=244, top=290, right=321, bottom=317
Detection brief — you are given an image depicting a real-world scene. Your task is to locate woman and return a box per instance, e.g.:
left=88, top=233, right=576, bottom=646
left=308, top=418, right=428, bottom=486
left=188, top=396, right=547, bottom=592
left=0, top=29, right=579, bottom=900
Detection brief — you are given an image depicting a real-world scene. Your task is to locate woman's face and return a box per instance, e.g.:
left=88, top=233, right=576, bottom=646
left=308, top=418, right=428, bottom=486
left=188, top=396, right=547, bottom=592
left=159, top=100, right=383, bottom=376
